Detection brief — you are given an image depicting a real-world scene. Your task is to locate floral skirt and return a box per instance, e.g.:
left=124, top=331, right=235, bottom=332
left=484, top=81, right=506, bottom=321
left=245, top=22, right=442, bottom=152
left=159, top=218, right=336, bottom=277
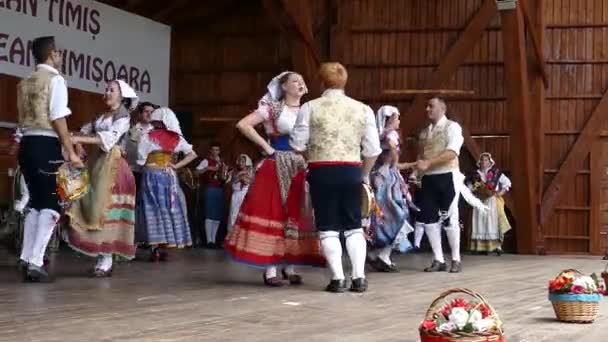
left=65, top=148, right=136, bottom=259
left=224, top=156, right=325, bottom=268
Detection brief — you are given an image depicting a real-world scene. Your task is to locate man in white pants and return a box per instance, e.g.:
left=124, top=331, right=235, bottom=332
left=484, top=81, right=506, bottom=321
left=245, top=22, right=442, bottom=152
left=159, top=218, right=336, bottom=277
left=414, top=96, right=466, bottom=273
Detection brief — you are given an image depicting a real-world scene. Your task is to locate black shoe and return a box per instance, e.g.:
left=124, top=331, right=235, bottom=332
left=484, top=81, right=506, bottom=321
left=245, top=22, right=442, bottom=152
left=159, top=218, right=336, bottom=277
left=424, top=260, right=447, bottom=272
left=371, top=258, right=399, bottom=273
left=26, top=265, right=52, bottom=283
left=324, top=279, right=347, bottom=293
left=349, top=278, right=368, bottom=293
left=449, top=261, right=462, bottom=273
left=495, top=248, right=503, bottom=256
left=17, top=260, right=28, bottom=272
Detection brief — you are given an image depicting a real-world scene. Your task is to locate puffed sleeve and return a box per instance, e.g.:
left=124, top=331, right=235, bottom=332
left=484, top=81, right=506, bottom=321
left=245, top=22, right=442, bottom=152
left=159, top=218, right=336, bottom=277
left=196, top=159, right=209, bottom=170
left=254, top=103, right=271, bottom=121
left=97, top=117, right=130, bottom=152
left=175, top=136, right=194, bottom=154
left=137, top=133, right=153, bottom=166
left=498, top=173, right=512, bottom=192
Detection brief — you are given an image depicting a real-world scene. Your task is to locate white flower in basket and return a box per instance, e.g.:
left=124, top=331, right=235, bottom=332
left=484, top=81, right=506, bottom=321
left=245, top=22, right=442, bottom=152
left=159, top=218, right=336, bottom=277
left=448, top=307, right=469, bottom=329
left=473, top=317, right=496, bottom=333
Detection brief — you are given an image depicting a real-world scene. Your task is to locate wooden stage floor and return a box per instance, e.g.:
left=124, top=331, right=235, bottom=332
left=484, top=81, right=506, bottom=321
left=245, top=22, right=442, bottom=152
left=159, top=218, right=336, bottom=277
left=0, top=248, right=606, bottom=342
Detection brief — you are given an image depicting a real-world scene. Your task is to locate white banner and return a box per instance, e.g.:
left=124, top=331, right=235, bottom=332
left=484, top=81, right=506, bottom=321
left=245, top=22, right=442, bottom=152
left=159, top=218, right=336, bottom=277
left=0, top=0, right=171, bottom=105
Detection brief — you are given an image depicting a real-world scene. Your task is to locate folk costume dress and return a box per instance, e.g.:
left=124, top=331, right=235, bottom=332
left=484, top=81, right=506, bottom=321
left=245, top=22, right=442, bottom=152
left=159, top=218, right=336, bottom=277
left=224, top=74, right=325, bottom=272
left=467, top=152, right=512, bottom=253
left=227, top=154, right=254, bottom=231
left=135, top=108, right=193, bottom=249
left=367, top=106, right=414, bottom=272
left=65, top=80, right=137, bottom=274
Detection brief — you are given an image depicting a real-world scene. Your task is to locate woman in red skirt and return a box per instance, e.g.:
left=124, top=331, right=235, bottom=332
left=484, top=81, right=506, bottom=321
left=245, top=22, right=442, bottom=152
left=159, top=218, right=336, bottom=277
left=224, top=72, right=325, bottom=286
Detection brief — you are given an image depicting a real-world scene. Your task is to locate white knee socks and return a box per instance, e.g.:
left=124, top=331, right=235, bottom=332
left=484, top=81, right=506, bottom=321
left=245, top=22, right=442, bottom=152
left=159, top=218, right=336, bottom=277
left=265, top=265, right=278, bottom=279
left=30, top=209, right=59, bottom=267
left=95, top=254, right=113, bottom=272
left=20, top=209, right=39, bottom=264
left=345, top=228, right=366, bottom=279
left=284, top=264, right=296, bottom=276
left=425, top=223, right=445, bottom=263
left=414, top=222, right=425, bottom=248
left=319, top=231, right=344, bottom=280
left=205, top=219, right=220, bottom=244
left=377, top=246, right=392, bottom=265
left=445, top=226, right=461, bottom=262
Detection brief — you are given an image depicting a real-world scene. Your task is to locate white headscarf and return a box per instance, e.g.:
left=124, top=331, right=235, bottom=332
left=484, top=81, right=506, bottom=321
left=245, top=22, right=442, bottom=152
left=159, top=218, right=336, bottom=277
left=114, top=79, right=139, bottom=111
left=476, top=152, right=496, bottom=168
left=150, top=107, right=183, bottom=135
left=238, top=154, right=252, bottom=167
left=376, top=105, right=400, bottom=136
left=259, top=71, right=308, bottom=105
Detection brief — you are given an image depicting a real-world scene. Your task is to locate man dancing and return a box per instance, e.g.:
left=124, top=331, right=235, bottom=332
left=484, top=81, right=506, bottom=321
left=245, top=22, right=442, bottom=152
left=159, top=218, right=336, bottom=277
left=414, top=96, right=466, bottom=273
left=290, top=62, right=381, bottom=293
left=17, top=36, right=83, bottom=282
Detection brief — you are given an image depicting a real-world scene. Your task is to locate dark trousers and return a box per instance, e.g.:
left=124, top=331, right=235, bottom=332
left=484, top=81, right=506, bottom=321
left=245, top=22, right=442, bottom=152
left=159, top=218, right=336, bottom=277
left=416, top=172, right=456, bottom=224
left=18, top=136, right=63, bottom=213
left=307, top=165, right=362, bottom=232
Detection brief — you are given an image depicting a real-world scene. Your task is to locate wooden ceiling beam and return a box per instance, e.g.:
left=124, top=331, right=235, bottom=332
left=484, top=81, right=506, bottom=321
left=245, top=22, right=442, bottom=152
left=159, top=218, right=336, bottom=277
left=520, top=0, right=549, bottom=88
left=262, top=0, right=321, bottom=96
left=500, top=4, right=540, bottom=254
left=154, top=0, right=191, bottom=22
left=402, top=0, right=496, bottom=160
left=539, top=87, right=608, bottom=227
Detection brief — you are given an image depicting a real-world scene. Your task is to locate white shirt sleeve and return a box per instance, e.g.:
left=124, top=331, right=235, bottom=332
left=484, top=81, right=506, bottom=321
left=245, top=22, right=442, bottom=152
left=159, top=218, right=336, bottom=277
left=48, top=75, right=72, bottom=121
left=289, top=102, right=311, bottom=152
left=175, top=136, right=194, bottom=154
left=361, top=105, right=382, bottom=158
left=196, top=159, right=209, bottom=170
left=80, top=122, right=93, bottom=135
left=498, top=173, right=512, bottom=192
left=136, top=133, right=153, bottom=166
left=445, top=122, right=464, bottom=156
left=386, top=130, right=400, bottom=146
left=97, top=117, right=130, bottom=153
left=254, top=104, right=271, bottom=121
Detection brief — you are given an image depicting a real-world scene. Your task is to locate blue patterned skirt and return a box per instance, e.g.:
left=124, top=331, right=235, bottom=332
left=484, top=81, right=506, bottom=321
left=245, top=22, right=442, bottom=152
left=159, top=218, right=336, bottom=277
left=369, top=165, right=413, bottom=252
left=136, top=168, right=192, bottom=248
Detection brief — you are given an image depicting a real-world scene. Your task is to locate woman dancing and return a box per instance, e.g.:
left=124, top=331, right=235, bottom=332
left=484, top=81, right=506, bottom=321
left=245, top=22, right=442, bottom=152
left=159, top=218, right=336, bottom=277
left=135, top=107, right=197, bottom=261
left=67, top=80, right=138, bottom=277
left=224, top=72, right=325, bottom=286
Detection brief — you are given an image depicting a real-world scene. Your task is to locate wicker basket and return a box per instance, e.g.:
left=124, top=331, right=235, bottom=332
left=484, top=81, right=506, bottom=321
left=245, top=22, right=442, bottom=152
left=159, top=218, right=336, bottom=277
left=419, top=288, right=505, bottom=342
left=549, top=269, right=601, bottom=323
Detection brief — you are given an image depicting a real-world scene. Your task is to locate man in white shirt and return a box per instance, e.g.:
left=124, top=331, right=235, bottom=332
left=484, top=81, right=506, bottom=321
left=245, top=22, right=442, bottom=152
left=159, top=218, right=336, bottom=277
left=414, top=97, right=465, bottom=273
left=126, top=102, right=156, bottom=186
left=17, top=36, right=83, bottom=282
left=290, top=62, right=381, bottom=293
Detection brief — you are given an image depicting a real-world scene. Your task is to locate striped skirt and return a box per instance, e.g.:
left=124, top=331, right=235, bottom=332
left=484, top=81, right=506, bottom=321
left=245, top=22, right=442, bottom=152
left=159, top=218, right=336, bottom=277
left=66, top=148, right=136, bottom=259
left=224, top=155, right=325, bottom=268
left=135, top=168, right=191, bottom=248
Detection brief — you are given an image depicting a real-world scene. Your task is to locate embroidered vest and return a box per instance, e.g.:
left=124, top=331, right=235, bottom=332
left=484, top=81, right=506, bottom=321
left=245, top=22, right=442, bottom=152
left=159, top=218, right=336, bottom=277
left=306, top=95, right=367, bottom=163
left=17, top=69, right=54, bottom=130
left=419, top=120, right=460, bottom=174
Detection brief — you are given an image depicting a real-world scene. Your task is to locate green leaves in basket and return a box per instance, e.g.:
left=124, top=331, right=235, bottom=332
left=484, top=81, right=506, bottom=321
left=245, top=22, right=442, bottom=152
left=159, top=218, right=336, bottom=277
left=437, top=315, right=447, bottom=327
left=462, top=322, right=474, bottom=333
left=591, top=273, right=600, bottom=288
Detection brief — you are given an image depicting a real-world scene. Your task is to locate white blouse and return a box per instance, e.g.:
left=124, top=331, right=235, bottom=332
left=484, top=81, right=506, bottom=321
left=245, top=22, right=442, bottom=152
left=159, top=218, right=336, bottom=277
left=80, top=115, right=131, bottom=153
left=255, top=104, right=300, bottom=135
left=136, top=132, right=194, bottom=166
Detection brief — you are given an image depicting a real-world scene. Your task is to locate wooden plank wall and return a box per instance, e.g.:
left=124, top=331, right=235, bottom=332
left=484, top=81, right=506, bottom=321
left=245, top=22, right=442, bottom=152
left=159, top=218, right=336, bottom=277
left=542, top=0, right=608, bottom=254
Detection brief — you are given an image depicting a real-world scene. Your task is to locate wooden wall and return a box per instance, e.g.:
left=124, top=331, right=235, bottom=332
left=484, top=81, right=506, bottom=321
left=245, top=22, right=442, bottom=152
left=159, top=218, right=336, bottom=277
left=1, top=0, right=607, bottom=254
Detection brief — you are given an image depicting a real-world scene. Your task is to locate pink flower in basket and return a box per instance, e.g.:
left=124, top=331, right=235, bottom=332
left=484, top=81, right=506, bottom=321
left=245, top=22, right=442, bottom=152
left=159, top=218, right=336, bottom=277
left=571, top=284, right=585, bottom=294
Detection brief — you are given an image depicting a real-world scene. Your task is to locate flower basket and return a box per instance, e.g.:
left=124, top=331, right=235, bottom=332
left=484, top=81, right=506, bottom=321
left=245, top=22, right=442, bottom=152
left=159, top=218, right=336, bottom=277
left=548, top=269, right=603, bottom=323
left=419, top=288, right=505, bottom=342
